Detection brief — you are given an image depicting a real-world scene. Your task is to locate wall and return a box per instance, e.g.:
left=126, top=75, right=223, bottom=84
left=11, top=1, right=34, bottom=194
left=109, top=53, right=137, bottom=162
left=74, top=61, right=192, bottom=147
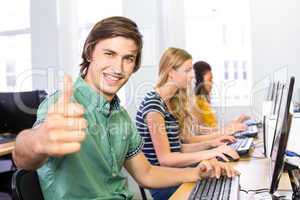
left=250, top=0, right=300, bottom=103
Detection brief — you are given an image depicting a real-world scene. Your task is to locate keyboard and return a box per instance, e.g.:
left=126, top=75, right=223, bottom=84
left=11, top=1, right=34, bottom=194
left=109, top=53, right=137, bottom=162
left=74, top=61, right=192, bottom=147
left=0, top=133, right=16, bottom=144
left=188, top=176, right=240, bottom=200
left=228, top=137, right=254, bottom=155
left=244, top=118, right=263, bottom=127
left=244, top=119, right=258, bottom=126
left=234, top=125, right=258, bottom=138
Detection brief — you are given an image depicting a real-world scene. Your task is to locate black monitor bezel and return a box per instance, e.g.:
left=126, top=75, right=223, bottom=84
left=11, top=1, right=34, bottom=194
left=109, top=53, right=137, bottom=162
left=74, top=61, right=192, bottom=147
left=271, top=82, right=281, bottom=115
left=269, top=77, right=295, bottom=194
left=266, top=82, right=275, bottom=101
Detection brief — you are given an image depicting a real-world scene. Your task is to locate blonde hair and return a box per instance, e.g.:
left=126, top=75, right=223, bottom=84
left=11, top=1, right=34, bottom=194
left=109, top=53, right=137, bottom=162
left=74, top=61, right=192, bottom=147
left=156, top=47, right=192, bottom=133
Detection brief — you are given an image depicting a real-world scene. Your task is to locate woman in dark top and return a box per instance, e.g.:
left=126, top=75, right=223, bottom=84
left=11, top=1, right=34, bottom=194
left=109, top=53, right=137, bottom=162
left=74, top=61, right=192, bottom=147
left=136, top=48, right=239, bottom=200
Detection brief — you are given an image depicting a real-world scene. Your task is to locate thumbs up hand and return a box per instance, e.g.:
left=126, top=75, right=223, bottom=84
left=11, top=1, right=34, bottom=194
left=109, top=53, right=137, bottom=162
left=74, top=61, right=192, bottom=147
left=34, top=75, right=87, bottom=157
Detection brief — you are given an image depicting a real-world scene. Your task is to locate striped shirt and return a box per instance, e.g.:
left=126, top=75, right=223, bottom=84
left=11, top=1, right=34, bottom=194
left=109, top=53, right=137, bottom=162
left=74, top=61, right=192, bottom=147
left=136, top=90, right=181, bottom=165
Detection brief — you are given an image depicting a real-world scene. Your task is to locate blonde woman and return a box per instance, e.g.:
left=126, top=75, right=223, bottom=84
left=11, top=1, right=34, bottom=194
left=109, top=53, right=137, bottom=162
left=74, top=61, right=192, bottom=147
left=135, top=48, right=239, bottom=200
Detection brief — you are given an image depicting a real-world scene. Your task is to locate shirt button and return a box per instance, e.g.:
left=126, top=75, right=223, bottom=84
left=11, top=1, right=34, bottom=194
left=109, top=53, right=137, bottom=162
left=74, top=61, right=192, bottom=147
left=110, top=147, right=114, bottom=152
left=96, top=106, right=101, bottom=112
left=112, top=173, right=116, bottom=177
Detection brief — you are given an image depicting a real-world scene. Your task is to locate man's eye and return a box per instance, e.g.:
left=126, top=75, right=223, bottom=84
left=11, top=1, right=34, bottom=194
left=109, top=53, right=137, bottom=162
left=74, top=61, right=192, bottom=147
left=126, top=57, right=134, bottom=63
left=104, top=52, right=113, bottom=56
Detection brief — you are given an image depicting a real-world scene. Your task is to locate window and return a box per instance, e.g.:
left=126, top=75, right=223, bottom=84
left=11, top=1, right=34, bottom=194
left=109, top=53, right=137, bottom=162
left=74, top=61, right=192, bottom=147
left=0, top=0, right=31, bottom=91
left=76, top=0, right=125, bottom=104
left=77, top=0, right=123, bottom=58
left=184, top=0, right=252, bottom=107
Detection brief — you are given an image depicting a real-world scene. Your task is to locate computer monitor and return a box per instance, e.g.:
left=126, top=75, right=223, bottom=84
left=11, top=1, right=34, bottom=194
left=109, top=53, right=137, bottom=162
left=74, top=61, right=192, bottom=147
left=273, top=83, right=285, bottom=116
left=266, top=82, right=276, bottom=101
left=269, top=76, right=295, bottom=195
left=0, top=90, right=47, bottom=134
left=271, top=81, right=282, bottom=115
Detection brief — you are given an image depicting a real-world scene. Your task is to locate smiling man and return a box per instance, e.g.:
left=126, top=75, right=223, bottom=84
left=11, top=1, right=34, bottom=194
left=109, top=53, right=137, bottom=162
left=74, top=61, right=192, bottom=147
left=13, top=16, right=238, bottom=200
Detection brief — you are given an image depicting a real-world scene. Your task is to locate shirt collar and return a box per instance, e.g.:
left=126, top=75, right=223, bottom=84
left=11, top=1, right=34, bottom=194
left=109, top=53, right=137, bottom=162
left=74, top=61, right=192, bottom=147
left=73, top=76, right=120, bottom=115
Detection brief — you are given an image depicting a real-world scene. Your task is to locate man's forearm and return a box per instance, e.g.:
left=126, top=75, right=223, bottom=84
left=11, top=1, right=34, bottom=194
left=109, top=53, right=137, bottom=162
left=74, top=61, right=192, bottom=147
left=13, top=129, right=48, bottom=170
left=142, top=165, right=198, bottom=188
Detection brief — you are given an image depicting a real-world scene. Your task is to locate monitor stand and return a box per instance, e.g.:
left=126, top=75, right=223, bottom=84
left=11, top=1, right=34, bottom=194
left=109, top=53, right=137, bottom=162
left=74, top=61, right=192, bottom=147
left=285, top=162, right=300, bottom=199
left=249, top=192, right=283, bottom=200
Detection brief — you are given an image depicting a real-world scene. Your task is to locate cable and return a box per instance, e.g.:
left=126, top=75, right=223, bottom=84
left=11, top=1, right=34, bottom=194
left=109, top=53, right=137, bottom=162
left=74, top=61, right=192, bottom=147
left=286, top=150, right=300, bottom=158
left=249, top=155, right=266, bottom=160
left=240, top=188, right=287, bottom=199
left=240, top=187, right=269, bottom=194
left=240, top=188, right=286, bottom=200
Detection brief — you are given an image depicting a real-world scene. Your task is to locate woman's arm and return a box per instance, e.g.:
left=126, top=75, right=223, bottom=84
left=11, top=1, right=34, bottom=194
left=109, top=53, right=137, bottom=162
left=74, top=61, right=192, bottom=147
left=181, top=142, right=213, bottom=152
left=145, top=112, right=230, bottom=167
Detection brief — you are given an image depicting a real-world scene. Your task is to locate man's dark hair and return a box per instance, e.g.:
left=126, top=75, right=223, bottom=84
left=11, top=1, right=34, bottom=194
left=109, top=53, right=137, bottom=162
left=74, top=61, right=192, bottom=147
left=80, top=16, right=143, bottom=77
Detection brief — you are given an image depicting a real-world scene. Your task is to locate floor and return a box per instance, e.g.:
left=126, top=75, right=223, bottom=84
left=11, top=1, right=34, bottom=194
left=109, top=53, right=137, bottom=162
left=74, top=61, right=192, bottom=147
left=0, top=192, right=11, bottom=200
left=0, top=160, right=13, bottom=200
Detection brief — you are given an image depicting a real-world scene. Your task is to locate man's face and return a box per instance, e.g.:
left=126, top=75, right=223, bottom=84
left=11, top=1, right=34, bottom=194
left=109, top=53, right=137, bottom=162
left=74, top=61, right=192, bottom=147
left=85, top=36, right=138, bottom=101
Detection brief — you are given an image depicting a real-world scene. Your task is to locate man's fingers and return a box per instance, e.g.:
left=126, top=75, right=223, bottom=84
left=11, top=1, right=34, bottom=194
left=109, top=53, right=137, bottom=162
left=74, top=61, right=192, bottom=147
left=199, top=161, right=213, bottom=173
left=45, top=116, right=88, bottom=130
left=212, top=163, right=221, bottom=178
left=224, top=165, right=232, bottom=177
left=62, top=74, right=73, bottom=106
left=48, top=102, right=85, bottom=117
left=47, top=143, right=82, bottom=157
left=47, top=130, right=86, bottom=143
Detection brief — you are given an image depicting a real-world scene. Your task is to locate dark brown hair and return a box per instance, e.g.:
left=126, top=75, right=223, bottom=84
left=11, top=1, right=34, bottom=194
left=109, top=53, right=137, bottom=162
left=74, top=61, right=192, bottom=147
left=193, top=61, right=212, bottom=95
left=80, top=16, right=143, bottom=77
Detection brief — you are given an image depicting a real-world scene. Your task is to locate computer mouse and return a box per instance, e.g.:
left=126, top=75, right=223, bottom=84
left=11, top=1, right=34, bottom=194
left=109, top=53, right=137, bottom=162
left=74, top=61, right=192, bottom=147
left=216, top=154, right=239, bottom=162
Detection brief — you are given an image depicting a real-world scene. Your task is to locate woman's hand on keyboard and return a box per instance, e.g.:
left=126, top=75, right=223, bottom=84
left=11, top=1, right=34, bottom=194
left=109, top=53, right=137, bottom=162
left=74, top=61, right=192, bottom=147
left=213, top=144, right=240, bottom=161
left=235, top=114, right=250, bottom=123
left=224, top=122, right=247, bottom=135
left=209, top=135, right=237, bottom=147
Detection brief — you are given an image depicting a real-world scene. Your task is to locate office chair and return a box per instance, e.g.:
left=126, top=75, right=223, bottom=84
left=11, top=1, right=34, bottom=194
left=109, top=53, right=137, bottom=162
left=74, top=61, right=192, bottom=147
left=139, top=186, right=147, bottom=200
left=0, top=90, right=47, bottom=197
left=11, top=169, right=44, bottom=200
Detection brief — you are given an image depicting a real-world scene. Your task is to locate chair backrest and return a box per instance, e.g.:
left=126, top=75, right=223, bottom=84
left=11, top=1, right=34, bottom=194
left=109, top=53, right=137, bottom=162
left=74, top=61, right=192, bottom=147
left=139, top=186, right=147, bottom=200
left=11, top=169, right=44, bottom=200
left=0, top=90, right=47, bottom=134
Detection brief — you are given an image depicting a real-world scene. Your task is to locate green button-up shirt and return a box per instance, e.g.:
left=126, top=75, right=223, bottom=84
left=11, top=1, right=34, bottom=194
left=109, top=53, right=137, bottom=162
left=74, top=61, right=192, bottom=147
left=35, top=76, right=143, bottom=200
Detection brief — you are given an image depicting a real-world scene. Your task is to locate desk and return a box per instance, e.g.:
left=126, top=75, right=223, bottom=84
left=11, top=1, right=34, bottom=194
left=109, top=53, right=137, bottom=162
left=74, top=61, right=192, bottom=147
left=170, top=135, right=292, bottom=200
left=0, top=141, right=15, bottom=157
left=170, top=157, right=292, bottom=199
left=0, top=133, right=15, bottom=157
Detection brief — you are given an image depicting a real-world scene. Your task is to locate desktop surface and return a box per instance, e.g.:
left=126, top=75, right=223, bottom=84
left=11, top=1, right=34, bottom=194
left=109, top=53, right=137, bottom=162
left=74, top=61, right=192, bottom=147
left=0, top=133, right=16, bottom=144
left=170, top=126, right=293, bottom=200
left=170, top=158, right=292, bottom=200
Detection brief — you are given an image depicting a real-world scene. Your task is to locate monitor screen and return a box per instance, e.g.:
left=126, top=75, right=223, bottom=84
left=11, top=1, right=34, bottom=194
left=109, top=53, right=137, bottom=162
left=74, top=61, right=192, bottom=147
left=0, top=90, right=47, bottom=134
left=271, top=82, right=281, bottom=115
left=274, top=83, right=285, bottom=117
left=266, top=82, right=275, bottom=101
left=269, top=77, right=295, bottom=194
